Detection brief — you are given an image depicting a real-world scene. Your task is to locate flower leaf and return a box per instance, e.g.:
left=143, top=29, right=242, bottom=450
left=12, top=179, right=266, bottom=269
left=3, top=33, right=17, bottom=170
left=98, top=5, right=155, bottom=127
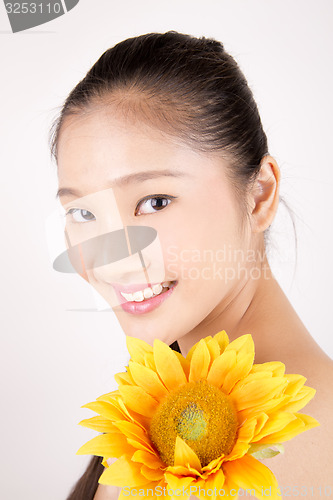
left=248, top=443, right=285, bottom=459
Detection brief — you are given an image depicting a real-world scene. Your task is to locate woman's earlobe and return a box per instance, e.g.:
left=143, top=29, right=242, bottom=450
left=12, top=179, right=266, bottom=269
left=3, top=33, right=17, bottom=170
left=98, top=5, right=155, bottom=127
left=250, top=155, right=280, bottom=233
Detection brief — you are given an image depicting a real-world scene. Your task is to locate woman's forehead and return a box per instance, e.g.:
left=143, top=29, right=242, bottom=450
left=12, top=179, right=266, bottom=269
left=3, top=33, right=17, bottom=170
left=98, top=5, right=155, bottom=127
left=57, top=109, right=230, bottom=189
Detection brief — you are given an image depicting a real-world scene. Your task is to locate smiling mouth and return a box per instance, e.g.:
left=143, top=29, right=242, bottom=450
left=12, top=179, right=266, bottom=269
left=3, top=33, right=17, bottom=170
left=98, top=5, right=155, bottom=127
left=120, top=280, right=177, bottom=303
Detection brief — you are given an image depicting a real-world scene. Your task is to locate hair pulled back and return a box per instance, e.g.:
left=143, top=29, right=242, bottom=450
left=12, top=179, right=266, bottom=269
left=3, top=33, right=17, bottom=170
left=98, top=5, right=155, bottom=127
left=50, top=30, right=269, bottom=207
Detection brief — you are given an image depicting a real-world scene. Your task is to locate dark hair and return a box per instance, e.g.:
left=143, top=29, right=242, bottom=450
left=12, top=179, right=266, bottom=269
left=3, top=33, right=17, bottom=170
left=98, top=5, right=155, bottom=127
left=49, top=30, right=271, bottom=228
left=66, top=455, right=104, bottom=500
left=54, top=31, right=295, bottom=499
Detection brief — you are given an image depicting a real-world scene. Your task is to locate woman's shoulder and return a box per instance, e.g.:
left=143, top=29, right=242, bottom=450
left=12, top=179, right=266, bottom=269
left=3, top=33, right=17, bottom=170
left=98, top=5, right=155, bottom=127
left=303, top=349, right=333, bottom=439
left=289, top=338, right=333, bottom=433
left=259, top=348, right=333, bottom=497
left=297, top=343, right=333, bottom=409
left=259, top=393, right=333, bottom=498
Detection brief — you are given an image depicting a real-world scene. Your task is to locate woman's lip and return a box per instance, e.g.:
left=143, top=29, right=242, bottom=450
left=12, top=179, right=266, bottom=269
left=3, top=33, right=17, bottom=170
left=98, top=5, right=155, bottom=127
left=113, top=281, right=177, bottom=315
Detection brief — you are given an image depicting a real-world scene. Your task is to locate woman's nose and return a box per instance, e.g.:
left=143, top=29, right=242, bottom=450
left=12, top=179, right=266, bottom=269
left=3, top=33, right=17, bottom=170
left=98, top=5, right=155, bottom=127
left=91, top=225, right=162, bottom=285
left=87, top=225, right=154, bottom=266
left=94, top=249, right=149, bottom=285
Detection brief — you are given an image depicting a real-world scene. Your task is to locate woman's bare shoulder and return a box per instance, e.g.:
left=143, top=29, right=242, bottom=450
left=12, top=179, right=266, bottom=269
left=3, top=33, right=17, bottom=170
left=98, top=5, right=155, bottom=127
left=298, top=347, right=333, bottom=414
left=259, top=352, right=333, bottom=498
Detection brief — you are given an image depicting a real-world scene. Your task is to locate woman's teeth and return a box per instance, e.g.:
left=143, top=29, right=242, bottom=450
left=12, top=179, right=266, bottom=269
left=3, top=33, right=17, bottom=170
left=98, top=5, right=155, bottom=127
left=120, top=281, right=176, bottom=302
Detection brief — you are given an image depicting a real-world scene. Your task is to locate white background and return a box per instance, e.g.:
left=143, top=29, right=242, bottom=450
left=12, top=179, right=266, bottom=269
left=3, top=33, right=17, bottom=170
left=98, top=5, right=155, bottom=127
left=1, top=1, right=332, bottom=498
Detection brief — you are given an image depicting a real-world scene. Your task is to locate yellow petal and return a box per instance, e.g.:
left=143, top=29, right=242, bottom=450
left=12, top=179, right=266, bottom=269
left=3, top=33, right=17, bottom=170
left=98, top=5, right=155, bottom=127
left=112, top=396, right=151, bottom=429
left=118, top=385, right=159, bottom=416
left=78, top=415, right=116, bottom=433
left=132, top=450, right=164, bottom=469
left=225, top=334, right=254, bottom=356
left=144, top=352, right=156, bottom=371
left=195, top=469, right=225, bottom=500
left=127, top=438, right=155, bottom=453
left=96, top=394, right=134, bottom=422
left=186, top=342, right=199, bottom=364
left=140, top=464, right=164, bottom=481
left=213, top=330, right=229, bottom=353
left=230, top=377, right=288, bottom=411
left=81, top=400, right=125, bottom=422
left=251, top=361, right=285, bottom=377
left=165, top=464, right=199, bottom=477
left=221, top=352, right=254, bottom=394
left=174, top=436, right=202, bottom=472
left=128, top=361, right=169, bottom=399
left=153, top=339, right=187, bottom=391
left=223, top=454, right=279, bottom=500
left=238, top=395, right=287, bottom=421
left=185, top=334, right=213, bottom=364
left=124, top=409, right=150, bottom=431
left=114, top=371, right=134, bottom=386
left=112, top=421, right=153, bottom=451
left=165, top=473, right=196, bottom=489
left=257, top=413, right=319, bottom=444
left=225, top=416, right=258, bottom=462
left=253, top=413, right=270, bottom=438
left=297, top=413, right=320, bottom=429
left=251, top=412, right=297, bottom=443
left=173, top=351, right=190, bottom=379
left=164, top=472, right=195, bottom=497
left=76, top=432, right=131, bottom=458
left=263, top=393, right=292, bottom=413
left=282, top=386, right=316, bottom=413
left=209, top=468, right=225, bottom=491
left=283, top=374, right=307, bottom=396
left=99, top=456, right=150, bottom=487
left=189, top=339, right=211, bottom=382
left=206, top=337, right=221, bottom=365
left=234, top=415, right=258, bottom=445
left=216, top=473, right=239, bottom=499
left=201, top=454, right=225, bottom=474
left=235, top=371, right=273, bottom=386
left=126, top=336, right=153, bottom=364
left=207, top=350, right=237, bottom=388
left=225, top=441, right=250, bottom=462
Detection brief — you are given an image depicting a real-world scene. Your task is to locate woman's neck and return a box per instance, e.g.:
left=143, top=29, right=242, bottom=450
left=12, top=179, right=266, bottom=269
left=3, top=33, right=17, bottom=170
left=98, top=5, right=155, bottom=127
left=177, top=256, right=323, bottom=371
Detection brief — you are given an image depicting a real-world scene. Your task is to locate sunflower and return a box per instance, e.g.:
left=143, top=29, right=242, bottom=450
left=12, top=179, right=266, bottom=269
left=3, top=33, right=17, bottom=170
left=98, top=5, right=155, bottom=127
left=77, top=331, right=319, bottom=499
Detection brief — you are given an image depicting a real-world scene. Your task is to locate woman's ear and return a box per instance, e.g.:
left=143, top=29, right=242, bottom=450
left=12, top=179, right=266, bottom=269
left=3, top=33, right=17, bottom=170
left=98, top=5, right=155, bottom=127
left=249, top=155, right=280, bottom=233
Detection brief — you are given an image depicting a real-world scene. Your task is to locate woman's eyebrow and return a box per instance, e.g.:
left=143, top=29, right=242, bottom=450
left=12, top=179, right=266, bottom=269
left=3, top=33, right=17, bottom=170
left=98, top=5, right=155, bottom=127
left=56, top=169, right=190, bottom=199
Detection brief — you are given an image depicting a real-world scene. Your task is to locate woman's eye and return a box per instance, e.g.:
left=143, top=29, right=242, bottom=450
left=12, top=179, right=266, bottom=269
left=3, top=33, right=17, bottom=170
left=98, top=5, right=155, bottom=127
left=135, top=196, right=174, bottom=215
left=65, top=208, right=96, bottom=223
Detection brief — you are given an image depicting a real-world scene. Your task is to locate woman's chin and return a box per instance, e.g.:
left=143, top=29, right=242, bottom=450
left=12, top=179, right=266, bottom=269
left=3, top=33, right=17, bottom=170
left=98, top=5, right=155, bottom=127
left=120, top=321, right=174, bottom=347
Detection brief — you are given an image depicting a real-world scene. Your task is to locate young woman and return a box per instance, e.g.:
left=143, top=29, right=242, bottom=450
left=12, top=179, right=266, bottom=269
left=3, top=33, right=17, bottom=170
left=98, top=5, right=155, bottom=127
left=49, top=31, right=333, bottom=500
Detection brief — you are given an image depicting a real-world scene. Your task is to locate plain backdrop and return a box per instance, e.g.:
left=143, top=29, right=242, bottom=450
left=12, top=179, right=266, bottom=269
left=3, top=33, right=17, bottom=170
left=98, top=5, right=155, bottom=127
left=1, top=1, right=332, bottom=498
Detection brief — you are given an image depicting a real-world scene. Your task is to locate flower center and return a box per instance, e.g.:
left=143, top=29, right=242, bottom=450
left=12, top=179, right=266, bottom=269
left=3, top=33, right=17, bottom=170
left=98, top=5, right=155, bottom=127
left=149, top=380, right=238, bottom=467
left=177, top=404, right=208, bottom=441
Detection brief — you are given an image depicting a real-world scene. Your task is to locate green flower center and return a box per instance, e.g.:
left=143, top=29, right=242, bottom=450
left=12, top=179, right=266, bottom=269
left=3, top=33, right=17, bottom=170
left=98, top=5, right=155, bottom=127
left=177, top=404, right=208, bottom=441
left=149, top=380, right=238, bottom=467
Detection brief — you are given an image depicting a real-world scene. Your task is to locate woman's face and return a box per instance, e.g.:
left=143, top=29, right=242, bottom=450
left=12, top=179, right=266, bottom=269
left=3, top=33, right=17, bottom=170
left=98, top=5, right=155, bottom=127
left=57, top=107, right=257, bottom=346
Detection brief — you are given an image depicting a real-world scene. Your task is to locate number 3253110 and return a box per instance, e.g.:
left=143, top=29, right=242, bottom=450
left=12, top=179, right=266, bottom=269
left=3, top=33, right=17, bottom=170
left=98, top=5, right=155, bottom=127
left=5, top=3, right=62, bottom=14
